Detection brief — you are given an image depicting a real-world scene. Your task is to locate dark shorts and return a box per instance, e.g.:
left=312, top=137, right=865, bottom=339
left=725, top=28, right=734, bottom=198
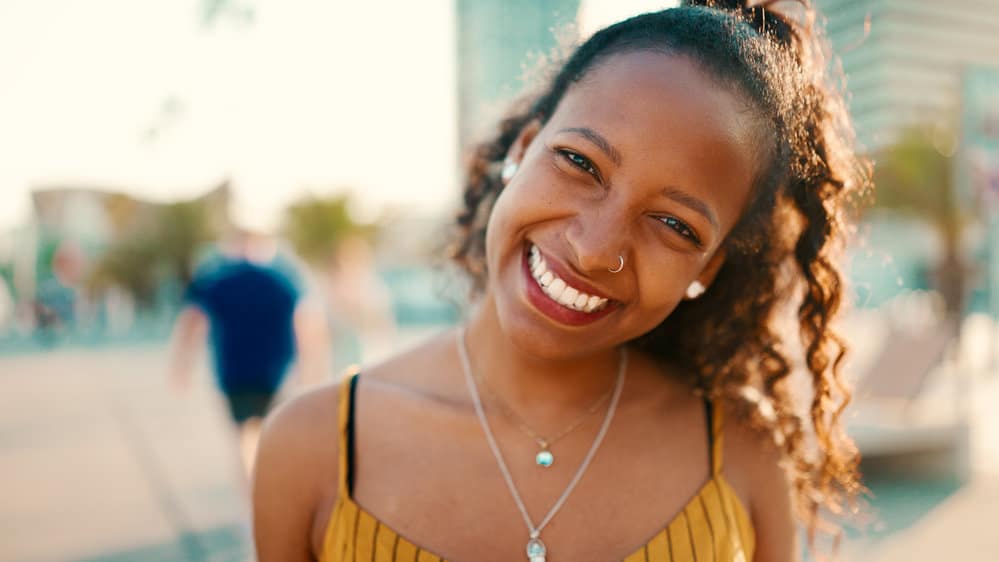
left=223, top=391, right=276, bottom=424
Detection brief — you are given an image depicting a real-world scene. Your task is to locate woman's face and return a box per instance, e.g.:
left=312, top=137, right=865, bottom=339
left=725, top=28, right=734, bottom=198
left=483, top=51, right=761, bottom=359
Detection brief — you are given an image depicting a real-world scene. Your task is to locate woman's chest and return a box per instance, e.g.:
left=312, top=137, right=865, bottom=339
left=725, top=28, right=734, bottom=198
left=337, top=401, right=730, bottom=562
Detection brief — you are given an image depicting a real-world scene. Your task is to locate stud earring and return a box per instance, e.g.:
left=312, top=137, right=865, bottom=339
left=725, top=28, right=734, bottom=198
left=685, top=280, right=706, bottom=299
left=501, top=159, right=518, bottom=182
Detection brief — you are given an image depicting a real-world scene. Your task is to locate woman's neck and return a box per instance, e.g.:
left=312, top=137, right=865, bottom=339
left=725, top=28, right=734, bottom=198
left=462, top=292, right=623, bottom=419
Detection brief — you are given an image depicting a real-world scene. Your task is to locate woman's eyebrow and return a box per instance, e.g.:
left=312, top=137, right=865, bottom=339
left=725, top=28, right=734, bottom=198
left=662, top=187, right=720, bottom=231
left=559, top=127, right=622, bottom=166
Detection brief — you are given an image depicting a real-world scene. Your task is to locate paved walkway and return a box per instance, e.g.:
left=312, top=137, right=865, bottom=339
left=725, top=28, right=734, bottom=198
left=0, top=345, right=251, bottom=562
left=851, top=372, right=999, bottom=561
left=861, top=476, right=999, bottom=561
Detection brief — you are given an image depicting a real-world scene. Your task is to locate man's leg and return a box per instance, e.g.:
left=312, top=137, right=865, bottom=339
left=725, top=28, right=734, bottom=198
left=223, top=392, right=277, bottom=479
left=238, top=417, right=263, bottom=478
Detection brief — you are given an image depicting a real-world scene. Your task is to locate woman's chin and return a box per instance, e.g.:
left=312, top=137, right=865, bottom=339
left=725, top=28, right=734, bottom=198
left=488, top=297, right=620, bottom=361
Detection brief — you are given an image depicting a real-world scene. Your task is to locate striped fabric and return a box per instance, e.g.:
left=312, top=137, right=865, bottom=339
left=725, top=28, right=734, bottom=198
left=321, top=373, right=755, bottom=562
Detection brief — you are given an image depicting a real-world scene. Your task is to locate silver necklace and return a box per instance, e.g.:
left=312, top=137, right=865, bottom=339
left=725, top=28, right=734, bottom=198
left=475, top=368, right=613, bottom=468
left=457, top=329, right=628, bottom=562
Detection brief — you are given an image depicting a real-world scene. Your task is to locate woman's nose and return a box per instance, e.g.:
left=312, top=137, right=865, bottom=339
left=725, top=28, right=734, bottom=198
left=563, top=207, right=630, bottom=275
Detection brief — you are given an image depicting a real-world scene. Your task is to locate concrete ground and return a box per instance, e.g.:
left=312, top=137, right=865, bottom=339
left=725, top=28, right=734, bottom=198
left=860, top=477, right=999, bottom=561
left=845, top=371, right=999, bottom=561
left=0, top=345, right=251, bottom=562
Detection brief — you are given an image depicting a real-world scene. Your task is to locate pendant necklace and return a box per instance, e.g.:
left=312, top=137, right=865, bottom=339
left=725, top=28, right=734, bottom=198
left=457, top=329, right=627, bottom=562
left=475, top=367, right=613, bottom=468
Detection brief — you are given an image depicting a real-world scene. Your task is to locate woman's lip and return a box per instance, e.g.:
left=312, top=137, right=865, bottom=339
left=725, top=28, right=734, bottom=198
left=527, top=243, right=614, bottom=301
left=521, top=248, right=618, bottom=326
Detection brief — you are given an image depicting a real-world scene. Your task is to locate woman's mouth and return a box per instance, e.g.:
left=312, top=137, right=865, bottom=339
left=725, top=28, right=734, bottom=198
left=520, top=243, right=618, bottom=327
left=528, top=244, right=609, bottom=313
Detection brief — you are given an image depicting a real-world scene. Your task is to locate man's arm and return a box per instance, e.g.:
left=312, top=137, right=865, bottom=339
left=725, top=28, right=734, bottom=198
left=168, top=306, right=208, bottom=393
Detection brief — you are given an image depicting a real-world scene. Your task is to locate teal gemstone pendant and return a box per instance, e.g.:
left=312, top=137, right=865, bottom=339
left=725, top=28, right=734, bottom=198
left=535, top=450, right=554, bottom=467
left=526, top=536, right=547, bottom=562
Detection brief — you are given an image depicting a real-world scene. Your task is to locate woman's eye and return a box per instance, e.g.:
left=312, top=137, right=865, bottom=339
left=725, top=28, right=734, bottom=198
left=658, top=216, right=702, bottom=246
left=558, top=149, right=600, bottom=178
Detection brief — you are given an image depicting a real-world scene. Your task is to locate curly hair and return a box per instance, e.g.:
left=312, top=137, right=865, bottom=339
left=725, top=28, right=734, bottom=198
left=451, top=0, right=869, bottom=556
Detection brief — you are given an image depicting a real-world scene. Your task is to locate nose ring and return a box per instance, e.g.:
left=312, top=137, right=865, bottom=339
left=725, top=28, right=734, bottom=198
left=608, top=255, right=625, bottom=273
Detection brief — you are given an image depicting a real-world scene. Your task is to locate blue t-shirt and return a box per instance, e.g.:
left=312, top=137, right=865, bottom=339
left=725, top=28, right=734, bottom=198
left=185, top=252, right=303, bottom=393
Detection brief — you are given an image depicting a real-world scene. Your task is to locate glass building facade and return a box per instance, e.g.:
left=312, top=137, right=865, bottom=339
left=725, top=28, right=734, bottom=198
left=817, top=0, right=999, bottom=151
left=455, top=0, right=580, bottom=151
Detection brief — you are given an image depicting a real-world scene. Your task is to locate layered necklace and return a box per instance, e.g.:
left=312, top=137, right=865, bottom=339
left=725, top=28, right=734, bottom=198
left=457, top=329, right=628, bottom=562
left=475, top=369, right=613, bottom=468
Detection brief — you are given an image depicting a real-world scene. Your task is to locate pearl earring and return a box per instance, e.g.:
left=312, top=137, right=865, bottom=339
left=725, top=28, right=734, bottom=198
left=501, top=159, right=518, bottom=182
left=685, top=281, right=706, bottom=299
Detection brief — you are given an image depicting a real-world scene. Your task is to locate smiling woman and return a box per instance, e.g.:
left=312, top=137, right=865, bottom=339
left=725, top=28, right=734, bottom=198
left=252, top=2, right=869, bottom=562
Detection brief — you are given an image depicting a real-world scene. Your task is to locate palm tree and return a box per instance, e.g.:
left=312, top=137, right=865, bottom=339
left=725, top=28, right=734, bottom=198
left=282, top=193, right=373, bottom=267
left=88, top=194, right=222, bottom=307
left=871, top=127, right=971, bottom=318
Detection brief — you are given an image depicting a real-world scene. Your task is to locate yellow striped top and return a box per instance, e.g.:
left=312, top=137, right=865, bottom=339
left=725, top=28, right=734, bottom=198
left=321, top=373, right=755, bottom=562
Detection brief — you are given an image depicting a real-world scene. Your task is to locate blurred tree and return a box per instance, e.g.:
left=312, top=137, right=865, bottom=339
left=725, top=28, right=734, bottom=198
left=283, top=193, right=373, bottom=267
left=103, top=193, right=144, bottom=235
left=88, top=198, right=219, bottom=307
left=872, top=127, right=971, bottom=317
left=157, top=200, right=218, bottom=285
left=88, top=238, right=161, bottom=307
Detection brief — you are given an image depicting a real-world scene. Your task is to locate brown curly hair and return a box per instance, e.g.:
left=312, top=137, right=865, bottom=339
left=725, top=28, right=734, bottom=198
left=451, top=0, right=869, bottom=556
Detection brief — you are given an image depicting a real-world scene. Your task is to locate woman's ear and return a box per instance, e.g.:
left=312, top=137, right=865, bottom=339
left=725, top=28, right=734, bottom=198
left=685, top=248, right=726, bottom=300
left=506, top=119, right=542, bottom=166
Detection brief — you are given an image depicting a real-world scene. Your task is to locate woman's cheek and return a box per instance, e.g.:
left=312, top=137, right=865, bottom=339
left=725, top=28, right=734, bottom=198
left=638, top=270, right=687, bottom=315
left=490, top=173, right=560, bottom=234
left=483, top=186, right=527, bottom=271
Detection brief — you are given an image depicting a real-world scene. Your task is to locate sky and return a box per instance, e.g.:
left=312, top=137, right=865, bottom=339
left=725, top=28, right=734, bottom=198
left=0, top=0, right=675, bottom=233
left=0, top=0, right=457, bottom=232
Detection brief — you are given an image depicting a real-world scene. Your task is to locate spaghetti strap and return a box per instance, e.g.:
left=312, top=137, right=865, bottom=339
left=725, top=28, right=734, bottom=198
left=336, top=368, right=360, bottom=496
left=709, top=398, right=724, bottom=476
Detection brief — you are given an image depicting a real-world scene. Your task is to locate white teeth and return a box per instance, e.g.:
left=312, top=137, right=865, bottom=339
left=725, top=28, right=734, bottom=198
left=527, top=244, right=610, bottom=314
left=558, top=286, right=579, bottom=306
left=547, top=278, right=567, bottom=300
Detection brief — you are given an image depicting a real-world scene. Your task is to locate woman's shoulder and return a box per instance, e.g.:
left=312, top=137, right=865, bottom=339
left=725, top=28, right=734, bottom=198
left=253, top=380, right=345, bottom=560
left=259, top=379, right=344, bottom=456
left=357, top=329, right=467, bottom=410
left=255, top=328, right=460, bottom=485
left=254, top=379, right=345, bottom=497
left=716, top=397, right=795, bottom=556
left=714, top=398, right=786, bottom=489
left=626, top=350, right=790, bottom=504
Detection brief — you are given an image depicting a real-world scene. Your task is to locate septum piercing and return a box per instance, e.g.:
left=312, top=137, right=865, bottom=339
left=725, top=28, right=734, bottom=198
left=608, top=255, right=625, bottom=273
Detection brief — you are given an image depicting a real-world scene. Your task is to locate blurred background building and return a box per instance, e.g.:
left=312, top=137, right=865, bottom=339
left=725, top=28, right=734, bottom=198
left=456, top=0, right=579, bottom=148
left=818, top=0, right=999, bottom=151
left=815, top=0, right=999, bottom=307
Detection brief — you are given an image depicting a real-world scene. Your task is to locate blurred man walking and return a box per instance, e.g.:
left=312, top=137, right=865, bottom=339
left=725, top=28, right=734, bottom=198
left=169, top=229, right=328, bottom=478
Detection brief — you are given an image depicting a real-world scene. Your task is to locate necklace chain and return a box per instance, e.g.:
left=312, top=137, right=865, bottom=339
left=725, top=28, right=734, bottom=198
left=475, top=370, right=613, bottom=450
left=457, top=328, right=628, bottom=541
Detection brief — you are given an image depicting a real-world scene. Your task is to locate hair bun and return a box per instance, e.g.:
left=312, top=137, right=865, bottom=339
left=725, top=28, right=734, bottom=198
left=682, top=0, right=807, bottom=61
